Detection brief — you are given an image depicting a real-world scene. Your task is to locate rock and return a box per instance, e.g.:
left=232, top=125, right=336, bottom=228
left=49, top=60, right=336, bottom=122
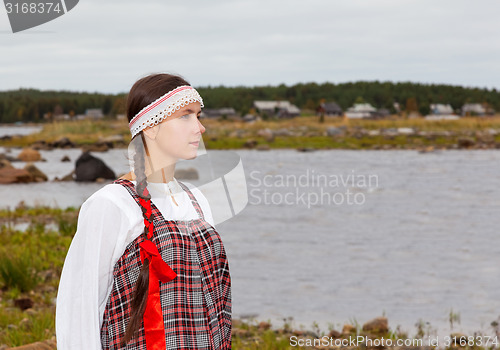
left=257, top=128, right=274, bottom=142
left=50, top=137, right=75, bottom=148
left=362, top=316, right=388, bottom=334
left=328, top=329, right=341, bottom=338
left=31, top=140, right=53, bottom=151
left=258, top=321, right=271, bottom=330
left=14, top=297, right=34, bottom=310
left=243, top=139, right=258, bottom=149
left=457, top=137, right=475, bottom=149
left=0, top=152, right=19, bottom=162
left=418, top=146, right=436, bottom=154
left=175, top=168, right=199, bottom=180
left=19, top=317, right=31, bottom=328
left=397, top=127, right=415, bottom=135
left=61, top=155, right=71, bottom=162
left=273, top=128, right=292, bottom=137
left=0, top=159, right=13, bottom=169
left=75, top=151, right=115, bottom=182
left=381, top=128, right=398, bottom=136
left=24, top=162, right=48, bottom=182
left=342, top=324, right=356, bottom=334
left=256, top=144, right=270, bottom=151
left=54, top=170, right=75, bottom=182
left=0, top=168, right=33, bottom=184
left=17, top=148, right=41, bottom=162
left=450, top=333, right=468, bottom=345
left=326, top=126, right=344, bottom=136
left=80, top=143, right=109, bottom=152
left=297, top=147, right=315, bottom=152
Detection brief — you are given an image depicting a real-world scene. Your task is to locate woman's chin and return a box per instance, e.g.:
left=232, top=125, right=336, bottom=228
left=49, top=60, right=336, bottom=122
left=183, top=150, right=198, bottom=160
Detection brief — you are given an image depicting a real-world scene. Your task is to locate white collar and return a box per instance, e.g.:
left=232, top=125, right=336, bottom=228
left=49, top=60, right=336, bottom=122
left=130, top=177, right=183, bottom=196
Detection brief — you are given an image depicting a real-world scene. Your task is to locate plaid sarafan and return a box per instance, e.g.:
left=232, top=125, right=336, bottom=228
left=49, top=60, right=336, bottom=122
left=100, top=179, right=231, bottom=349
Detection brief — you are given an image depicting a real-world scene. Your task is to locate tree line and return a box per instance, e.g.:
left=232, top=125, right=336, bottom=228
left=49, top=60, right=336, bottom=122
left=1, top=81, right=499, bottom=123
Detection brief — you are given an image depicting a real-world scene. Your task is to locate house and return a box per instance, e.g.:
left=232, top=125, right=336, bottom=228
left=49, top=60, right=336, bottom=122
left=345, top=103, right=378, bottom=119
left=317, top=102, right=343, bottom=116
left=425, top=103, right=459, bottom=120
left=253, top=100, right=301, bottom=118
left=461, top=103, right=495, bottom=116
left=429, top=104, right=454, bottom=115
left=85, top=108, right=104, bottom=120
left=201, top=108, right=239, bottom=120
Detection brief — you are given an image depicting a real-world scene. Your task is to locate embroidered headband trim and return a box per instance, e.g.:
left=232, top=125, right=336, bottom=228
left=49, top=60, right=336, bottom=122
left=129, top=85, right=204, bottom=138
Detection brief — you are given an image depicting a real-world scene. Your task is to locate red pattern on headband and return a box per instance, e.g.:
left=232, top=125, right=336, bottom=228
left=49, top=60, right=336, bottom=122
left=128, top=85, right=193, bottom=128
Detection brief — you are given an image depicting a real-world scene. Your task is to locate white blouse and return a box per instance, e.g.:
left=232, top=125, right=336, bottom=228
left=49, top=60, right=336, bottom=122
left=55, top=178, right=215, bottom=350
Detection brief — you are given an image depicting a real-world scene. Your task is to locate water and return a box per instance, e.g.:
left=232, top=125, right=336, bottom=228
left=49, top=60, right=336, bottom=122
left=0, top=124, right=43, bottom=137
left=0, top=143, right=498, bottom=338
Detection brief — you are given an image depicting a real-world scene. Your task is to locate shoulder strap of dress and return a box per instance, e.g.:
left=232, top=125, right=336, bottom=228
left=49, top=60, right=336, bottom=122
left=113, top=179, right=154, bottom=236
left=112, top=178, right=142, bottom=207
left=177, top=181, right=206, bottom=221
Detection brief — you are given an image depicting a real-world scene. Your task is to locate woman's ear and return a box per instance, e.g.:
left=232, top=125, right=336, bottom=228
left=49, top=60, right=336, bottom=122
left=142, top=125, right=158, bottom=140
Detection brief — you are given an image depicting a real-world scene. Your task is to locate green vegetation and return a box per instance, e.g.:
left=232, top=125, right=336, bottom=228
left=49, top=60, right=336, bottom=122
left=1, top=81, right=500, bottom=123
left=0, top=206, right=75, bottom=346
left=4, top=115, right=500, bottom=151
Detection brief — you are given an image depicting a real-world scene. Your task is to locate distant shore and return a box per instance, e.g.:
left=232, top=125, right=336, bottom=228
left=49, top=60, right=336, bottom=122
left=2, top=115, right=500, bottom=152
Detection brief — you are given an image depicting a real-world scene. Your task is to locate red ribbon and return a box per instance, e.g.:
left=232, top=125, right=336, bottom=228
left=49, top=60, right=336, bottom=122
left=139, top=239, right=177, bottom=350
left=138, top=187, right=177, bottom=349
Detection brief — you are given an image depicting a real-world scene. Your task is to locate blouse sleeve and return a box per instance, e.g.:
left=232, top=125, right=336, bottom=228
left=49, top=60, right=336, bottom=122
left=56, top=188, right=131, bottom=350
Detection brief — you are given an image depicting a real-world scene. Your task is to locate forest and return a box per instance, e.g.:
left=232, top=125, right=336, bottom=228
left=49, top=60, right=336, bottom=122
left=0, top=80, right=499, bottom=123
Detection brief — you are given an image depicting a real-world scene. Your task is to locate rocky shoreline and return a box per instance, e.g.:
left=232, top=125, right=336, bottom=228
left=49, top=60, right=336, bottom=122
left=3, top=315, right=497, bottom=350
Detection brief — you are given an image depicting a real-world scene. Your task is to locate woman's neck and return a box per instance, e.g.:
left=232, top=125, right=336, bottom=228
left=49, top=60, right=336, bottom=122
left=147, top=166, right=175, bottom=183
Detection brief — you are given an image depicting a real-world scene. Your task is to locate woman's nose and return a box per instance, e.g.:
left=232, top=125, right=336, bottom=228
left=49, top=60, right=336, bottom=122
left=197, top=119, right=206, bottom=134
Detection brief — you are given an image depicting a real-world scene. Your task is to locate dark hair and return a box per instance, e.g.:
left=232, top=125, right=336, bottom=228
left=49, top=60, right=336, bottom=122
left=122, top=73, right=190, bottom=345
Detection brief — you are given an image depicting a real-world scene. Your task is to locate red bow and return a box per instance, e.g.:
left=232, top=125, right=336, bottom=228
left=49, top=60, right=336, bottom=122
left=139, top=239, right=177, bottom=350
left=138, top=186, right=177, bottom=349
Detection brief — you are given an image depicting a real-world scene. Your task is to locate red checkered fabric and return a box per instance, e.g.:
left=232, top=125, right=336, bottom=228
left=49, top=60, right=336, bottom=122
left=100, top=179, right=231, bottom=349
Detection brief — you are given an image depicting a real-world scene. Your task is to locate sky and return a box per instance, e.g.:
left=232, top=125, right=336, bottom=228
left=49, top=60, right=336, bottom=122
left=0, top=0, right=499, bottom=94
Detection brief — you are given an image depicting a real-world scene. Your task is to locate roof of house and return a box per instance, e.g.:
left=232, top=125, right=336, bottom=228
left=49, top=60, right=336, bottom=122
left=347, top=103, right=377, bottom=112
left=254, top=100, right=300, bottom=114
left=430, top=103, right=454, bottom=114
left=322, top=102, right=343, bottom=111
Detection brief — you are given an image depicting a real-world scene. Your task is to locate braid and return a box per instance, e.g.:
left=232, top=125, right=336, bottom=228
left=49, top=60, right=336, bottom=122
left=121, top=132, right=151, bottom=345
left=121, top=73, right=191, bottom=345
left=134, top=133, right=150, bottom=201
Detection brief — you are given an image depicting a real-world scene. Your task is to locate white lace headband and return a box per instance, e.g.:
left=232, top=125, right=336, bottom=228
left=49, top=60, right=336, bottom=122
left=129, top=85, right=204, bottom=138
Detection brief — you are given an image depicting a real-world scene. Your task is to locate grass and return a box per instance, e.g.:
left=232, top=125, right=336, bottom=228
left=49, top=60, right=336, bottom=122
left=1, top=118, right=129, bottom=148
left=0, top=250, right=41, bottom=293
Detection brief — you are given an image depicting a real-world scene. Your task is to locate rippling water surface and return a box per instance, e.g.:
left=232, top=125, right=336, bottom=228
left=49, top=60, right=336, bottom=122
left=0, top=127, right=498, bottom=337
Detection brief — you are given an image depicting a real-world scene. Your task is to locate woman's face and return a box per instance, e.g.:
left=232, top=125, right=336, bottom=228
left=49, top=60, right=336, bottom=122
left=149, top=101, right=205, bottom=162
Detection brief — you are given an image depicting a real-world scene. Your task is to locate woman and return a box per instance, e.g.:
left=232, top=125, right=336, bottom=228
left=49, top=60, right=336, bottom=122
left=56, top=73, right=232, bottom=349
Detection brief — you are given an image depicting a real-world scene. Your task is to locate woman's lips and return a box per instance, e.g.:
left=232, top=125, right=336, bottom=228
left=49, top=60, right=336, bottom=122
left=190, top=141, right=199, bottom=147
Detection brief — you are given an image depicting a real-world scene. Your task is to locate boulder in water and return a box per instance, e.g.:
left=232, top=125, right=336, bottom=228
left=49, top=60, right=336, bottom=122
left=24, top=162, right=48, bottom=182
left=75, top=151, right=115, bottom=182
left=17, top=148, right=41, bottom=162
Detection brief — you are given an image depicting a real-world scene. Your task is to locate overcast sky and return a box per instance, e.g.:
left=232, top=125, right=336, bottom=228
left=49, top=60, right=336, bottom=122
left=1, top=0, right=499, bottom=94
